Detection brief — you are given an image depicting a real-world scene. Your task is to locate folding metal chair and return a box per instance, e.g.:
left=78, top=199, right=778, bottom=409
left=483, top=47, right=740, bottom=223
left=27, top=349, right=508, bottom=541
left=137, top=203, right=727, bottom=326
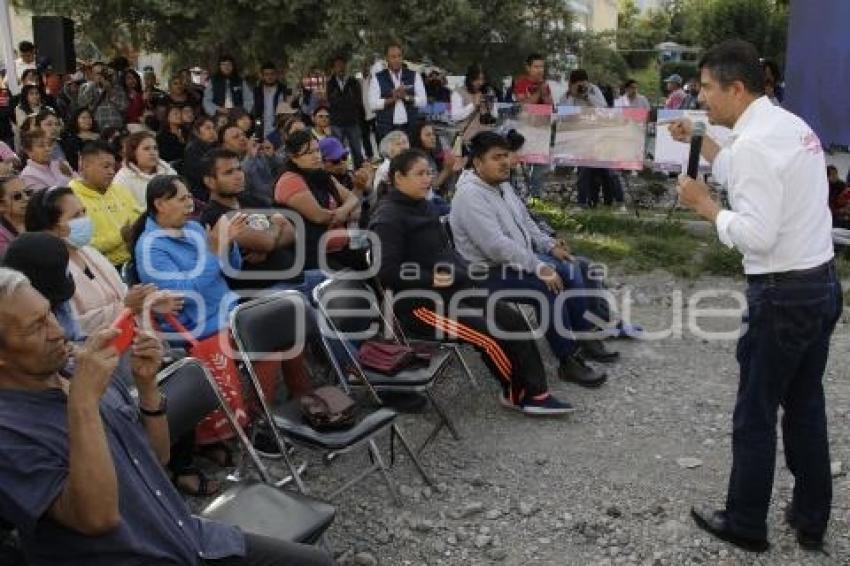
left=156, top=358, right=335, bottom=546
left=229, top=291, right=432, bottom=505
left=312, top=277, right=461, bottom=455
left=371, top=268, right=478, bottom=389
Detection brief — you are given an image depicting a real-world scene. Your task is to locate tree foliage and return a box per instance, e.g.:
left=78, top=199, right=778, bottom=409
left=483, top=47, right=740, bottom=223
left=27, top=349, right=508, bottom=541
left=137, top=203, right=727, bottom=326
left=678, top=0, right=788, bottom=63
left=616, top=0, right=671, bottom=69
left=570, top=32, right=630, bottom=89
left=14, top=0, right=573, bottom=79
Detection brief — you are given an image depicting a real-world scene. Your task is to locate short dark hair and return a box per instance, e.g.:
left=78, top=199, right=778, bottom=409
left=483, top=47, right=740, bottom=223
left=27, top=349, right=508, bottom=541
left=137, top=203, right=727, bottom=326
left=505, top=129, right=525, bottom=153
left=698, top=39, right=765, bottom=96
left=25, top=186, right=75, bottom=232
left=827, top=165, right=838, bottom=174
left=569, top=69, right=589, bottom=84
left=623, top=79, right=637, bottom=89
left=79, top=140, right=115, bottom=160
left=284, top=129, right=314, bottom=157
left=18, top=41, right=34, bottom=53
left=388, top=148, right=429, bottom=186
left=468, top=131, right=510, bottom=161
left=525, top=53, right=544, bottom=66
left=217, top=122, right=243, bottom=145
left=385, top=40, right=403, bottom=54
left=201, top=148, right=241, bottom=183
left=331, top=53, right=347, bottom=64
left=260, top=61, right=276, bottom=71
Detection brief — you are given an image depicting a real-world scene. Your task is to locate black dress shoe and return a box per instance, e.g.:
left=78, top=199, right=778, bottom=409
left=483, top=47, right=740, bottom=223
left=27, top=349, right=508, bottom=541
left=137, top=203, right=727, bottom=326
left=558, top=356, right=607, bottom=388
left=785, top=505, right=825, bottom=551
left=579, top=339, right=620, bottom=363
left=690, top=505, right=769, bottom=553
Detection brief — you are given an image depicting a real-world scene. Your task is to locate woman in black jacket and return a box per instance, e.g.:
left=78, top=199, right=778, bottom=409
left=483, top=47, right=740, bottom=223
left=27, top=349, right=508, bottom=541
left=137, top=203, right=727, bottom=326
left=368, top=148, right=571, bottom=416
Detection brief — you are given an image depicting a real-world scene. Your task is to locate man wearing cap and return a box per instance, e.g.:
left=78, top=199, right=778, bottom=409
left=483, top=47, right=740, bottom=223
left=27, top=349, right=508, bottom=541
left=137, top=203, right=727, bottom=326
left=664, top=74, right=687, bottom=110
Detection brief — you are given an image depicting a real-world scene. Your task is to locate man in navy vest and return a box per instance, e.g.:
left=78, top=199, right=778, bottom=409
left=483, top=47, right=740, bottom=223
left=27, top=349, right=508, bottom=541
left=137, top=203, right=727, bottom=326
left=202, top=55, right=254, bottom=118
left=368, top=41, right=427, bottom=143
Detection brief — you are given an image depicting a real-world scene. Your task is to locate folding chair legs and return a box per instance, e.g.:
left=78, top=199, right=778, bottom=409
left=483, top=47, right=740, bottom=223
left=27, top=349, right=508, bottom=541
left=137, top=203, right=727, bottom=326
left=451, top=344, right=478, bottom=388
left=326, top=439, right=402, bottom=505
left=273, top=461, right=308, bottom=489
left=391, top=424, right=435, bottom=487
left=413, top=390, right=460, bottom=456
left=368, top=439, right=401, bottom=505
left=428, top=390, right=461, bottom=439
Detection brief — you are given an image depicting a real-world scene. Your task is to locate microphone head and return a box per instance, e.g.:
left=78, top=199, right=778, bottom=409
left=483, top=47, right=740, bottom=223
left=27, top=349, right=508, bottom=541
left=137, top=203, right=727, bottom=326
left=692, top=121, right=707, bottom=137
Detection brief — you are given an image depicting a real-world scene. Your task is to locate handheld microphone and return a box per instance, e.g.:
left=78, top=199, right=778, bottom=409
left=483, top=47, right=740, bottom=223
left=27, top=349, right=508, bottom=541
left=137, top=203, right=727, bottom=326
left=687, top=122, right=707, bottom=179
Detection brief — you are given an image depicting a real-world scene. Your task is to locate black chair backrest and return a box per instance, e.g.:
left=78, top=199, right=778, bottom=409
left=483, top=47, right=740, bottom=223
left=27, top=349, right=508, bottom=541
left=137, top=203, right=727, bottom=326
left=313, top=277, right=382, bottom=338
left=230, top=292, right=317, bottom=357
left=157, top=358, right=219, bottom=440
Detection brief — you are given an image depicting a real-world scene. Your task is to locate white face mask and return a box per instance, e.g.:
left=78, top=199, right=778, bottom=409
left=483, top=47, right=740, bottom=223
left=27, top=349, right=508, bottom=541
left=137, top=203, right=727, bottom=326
left=65, top=216, right=93, bottom=248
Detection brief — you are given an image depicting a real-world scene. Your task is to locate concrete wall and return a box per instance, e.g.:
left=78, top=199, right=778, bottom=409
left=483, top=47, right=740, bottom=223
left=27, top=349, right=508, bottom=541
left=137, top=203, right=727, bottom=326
left=590, top=0, right=619, bottom=33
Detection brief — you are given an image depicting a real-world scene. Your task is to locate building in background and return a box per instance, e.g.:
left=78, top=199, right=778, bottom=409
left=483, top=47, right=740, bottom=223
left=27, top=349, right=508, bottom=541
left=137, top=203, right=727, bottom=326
left=568, top=0, right=619, bottom=33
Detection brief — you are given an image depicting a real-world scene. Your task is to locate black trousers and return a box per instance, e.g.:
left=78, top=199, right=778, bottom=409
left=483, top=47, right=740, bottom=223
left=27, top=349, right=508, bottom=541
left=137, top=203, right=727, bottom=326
left=206, top=533, right=333, bottom=566
left=394, top=294, right=549, bottom=403
left=724, top=263, right=842, bottom=539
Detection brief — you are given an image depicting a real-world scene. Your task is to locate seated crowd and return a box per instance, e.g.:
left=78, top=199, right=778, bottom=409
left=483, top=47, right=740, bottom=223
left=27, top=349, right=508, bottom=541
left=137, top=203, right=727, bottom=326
left=0, top=41, right=646, bottom=565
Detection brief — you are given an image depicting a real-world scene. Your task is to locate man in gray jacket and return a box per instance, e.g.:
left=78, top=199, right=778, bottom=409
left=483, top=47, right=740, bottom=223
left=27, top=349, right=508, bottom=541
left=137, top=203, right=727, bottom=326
left=450, top=132, right=617, bottom=387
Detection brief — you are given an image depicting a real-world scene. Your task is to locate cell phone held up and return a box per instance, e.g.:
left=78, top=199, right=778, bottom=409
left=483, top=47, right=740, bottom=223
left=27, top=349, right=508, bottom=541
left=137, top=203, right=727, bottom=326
left=109, top=308, right=137, bottom=355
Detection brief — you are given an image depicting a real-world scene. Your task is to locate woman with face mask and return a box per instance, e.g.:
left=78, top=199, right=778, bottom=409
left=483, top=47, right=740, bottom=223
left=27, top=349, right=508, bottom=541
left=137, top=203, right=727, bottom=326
left=24, top=185, right=182, bottom=337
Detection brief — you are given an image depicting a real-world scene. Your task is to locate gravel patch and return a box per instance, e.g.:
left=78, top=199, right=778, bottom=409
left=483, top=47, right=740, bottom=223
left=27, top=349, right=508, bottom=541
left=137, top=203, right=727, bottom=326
left=198, top=271, right=850, bottom=565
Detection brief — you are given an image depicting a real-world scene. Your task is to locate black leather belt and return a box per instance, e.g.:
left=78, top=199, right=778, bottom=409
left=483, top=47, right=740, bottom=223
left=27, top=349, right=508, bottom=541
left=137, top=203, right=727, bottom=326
left=746, top=260, right=835, bottom=283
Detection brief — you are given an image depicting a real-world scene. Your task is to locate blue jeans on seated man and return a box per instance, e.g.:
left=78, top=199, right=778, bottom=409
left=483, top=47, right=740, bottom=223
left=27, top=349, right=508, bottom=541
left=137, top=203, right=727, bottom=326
left=723, top=266, right=842, bottom=541
left=483, top=253, right=594, bottom=362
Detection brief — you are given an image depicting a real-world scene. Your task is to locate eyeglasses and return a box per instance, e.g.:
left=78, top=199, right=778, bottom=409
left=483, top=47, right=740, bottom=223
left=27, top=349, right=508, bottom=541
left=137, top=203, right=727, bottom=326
left=295, top=147, right=320, bottom=158
left=11, top=188, right=34, bottom=201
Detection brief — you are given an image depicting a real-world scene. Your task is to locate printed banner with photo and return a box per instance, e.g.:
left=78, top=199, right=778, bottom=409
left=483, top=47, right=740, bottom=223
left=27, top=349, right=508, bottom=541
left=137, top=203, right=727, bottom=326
left=494, top=103, right=553, bottom=164
left=552, top=106, right=648, bottom=170
left=653, top=109, right=733, bottom=173
left=423, top=102, right=452, bottom=124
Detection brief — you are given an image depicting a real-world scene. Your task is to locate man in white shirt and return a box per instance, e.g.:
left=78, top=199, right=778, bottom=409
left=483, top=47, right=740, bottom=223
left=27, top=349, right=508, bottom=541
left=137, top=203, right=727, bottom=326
left=614, top=79, right=650, bottom=109
left=670, top=40, right=841, bottom=554
left=368, top=41, right=426, bottom=143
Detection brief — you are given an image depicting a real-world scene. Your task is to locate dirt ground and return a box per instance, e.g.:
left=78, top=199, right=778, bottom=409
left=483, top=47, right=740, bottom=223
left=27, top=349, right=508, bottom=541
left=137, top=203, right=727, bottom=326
left=206, top=271, right=850, bottom=566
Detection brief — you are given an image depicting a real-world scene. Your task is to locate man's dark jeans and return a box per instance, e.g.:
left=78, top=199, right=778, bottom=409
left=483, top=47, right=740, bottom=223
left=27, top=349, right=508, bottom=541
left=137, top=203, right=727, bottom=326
left=577, top=167, right=624, bottom=207
left=483, top=254, right=597, bottom=362
left=725, top=262, right=842, bottom=540
left=331, top=125, right=365, bottom=168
